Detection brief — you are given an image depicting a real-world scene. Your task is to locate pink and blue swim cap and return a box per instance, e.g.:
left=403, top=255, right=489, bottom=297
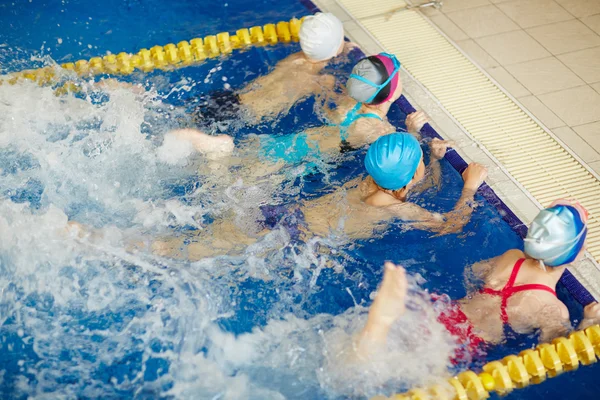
left=346, top=52, right=401, bottom=105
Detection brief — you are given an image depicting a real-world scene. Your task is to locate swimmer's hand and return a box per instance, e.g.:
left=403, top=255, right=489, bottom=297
left=462, top=162, right=488, bottom=191
left=581, top=302, right=600, bottom=328
left=429, top=138, right=455, bottom=160
left=405, top=111, right=429, bottom=133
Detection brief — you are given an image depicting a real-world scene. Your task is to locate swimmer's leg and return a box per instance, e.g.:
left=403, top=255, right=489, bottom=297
left=168, top=129, right=234, bottom=160
left=354, top=262, right=408, bottom=359
left=151, top=220, right=259, bottom=261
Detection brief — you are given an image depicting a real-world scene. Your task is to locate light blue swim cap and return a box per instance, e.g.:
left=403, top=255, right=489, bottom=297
left=524, top=205, right=587, bottom=267
left=365, top=133, right=422, bottom=190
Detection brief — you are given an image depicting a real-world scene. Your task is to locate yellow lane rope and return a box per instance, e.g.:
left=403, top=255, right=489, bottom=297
left=1, top=18, right=304, bottom=86
left=371, top=325, right=600, bottom=400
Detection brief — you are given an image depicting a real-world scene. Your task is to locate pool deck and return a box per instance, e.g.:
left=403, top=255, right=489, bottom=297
left=310, top=0, right=600, bottom=299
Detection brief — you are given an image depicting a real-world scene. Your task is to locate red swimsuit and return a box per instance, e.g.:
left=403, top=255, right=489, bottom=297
left=436, top=258, right=557, bottom=356
left=479, top=258, right=557, bottom=323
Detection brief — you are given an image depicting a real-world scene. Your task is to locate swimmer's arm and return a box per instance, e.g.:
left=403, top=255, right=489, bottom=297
left=539, top=301, right=600, bottom=342
left=578, top=302, right=600, bottom=331
left=390, top=188, right=477, bottom=234
left=413, top=138, right=453, bottom=194
left=417, top=163, right=487, bottom=234
left=428, top=159, right=442, bottom=190
left=537, top=300, right=571, bottom=342
left=386, top=202, right=447, bottom=231
left=411, top=159, right=441, bottom=194
left=435, top=188, right=478, bottom=234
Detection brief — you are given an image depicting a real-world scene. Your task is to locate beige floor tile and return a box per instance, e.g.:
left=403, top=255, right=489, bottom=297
left=589, top=160, right=600, bottom=174
left=344, top=22, right=384, bottom=55
left=456, top=39, right=499, bottom=67
left=446, top=5, right=519, bottom=38
left=476, top=31, right=551, bottom=65
left=539, top=85, right=600, bottom=126
left=593, top=82, right=600, bottom=94
left=496, top=0, right=573, bottom=29
left=582, top=14, right=600, bottom=35
left=518, top=95, right=565, bottom=128
left=457, top=145, right=512, bottom=184
left=493, top=182, right=542, bottom=223
left=526, top=20, right=600, bottom=55
left=440, top=0, right=491, bottom=13
left=557, top=47, right=600, bottom=84
left=555, top=0, right=600, bottom=18
left=486, top=65, right=531, bottom=97
left=419, top=6, right=443, bottom=17
left=573, top=121, right=600, bottom=150
left=553, top=126, right=600, bottom=162
left=505, top=57, right=585, bottom=95
left=322, top=3, right=353, bottom=22
left=428, top=13, right=470, bottom=41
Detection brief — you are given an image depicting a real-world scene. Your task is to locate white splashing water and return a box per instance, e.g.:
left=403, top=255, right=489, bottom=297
left=0, top=69, right=456, bottom=399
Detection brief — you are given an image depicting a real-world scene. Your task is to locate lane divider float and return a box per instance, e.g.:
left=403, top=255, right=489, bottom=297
left=371, top=325, right=600, bottom=400
left=1, top=17, right=304, bottom=86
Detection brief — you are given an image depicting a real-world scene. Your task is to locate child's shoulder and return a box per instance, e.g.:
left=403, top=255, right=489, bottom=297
left=365, top=190, right=402, bottom=207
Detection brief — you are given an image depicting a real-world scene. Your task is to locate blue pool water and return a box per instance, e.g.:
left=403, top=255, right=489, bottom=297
left=1, top=1, right=599, bottom=399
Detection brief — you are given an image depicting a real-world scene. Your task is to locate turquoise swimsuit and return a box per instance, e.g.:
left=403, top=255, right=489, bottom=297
left=338, top=102, right=383, bottom=143
left=258, top=102, right=383, bottom=168
left=259, top=132, right=317, bottom=165
left=259, top=52, right=401, bottom=171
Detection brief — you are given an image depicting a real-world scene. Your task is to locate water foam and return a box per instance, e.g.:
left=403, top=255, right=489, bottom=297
left=0, top=67, right=455, bottom=399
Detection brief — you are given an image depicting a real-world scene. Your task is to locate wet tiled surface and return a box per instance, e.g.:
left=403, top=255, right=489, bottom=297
left=423, top=0, right=600, bottom=167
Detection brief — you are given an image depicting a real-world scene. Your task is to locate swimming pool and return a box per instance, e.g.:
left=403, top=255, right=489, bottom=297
left=1, top=0, right=599, bottom=399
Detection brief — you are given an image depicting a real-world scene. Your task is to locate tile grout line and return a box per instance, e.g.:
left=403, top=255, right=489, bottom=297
left=385, top=6, right=600, bottom=185
left=553, top=127, right=600, bottom=163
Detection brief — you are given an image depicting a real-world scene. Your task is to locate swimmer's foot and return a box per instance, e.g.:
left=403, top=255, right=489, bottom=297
left=169, top=129, right=234, bottom=160
left=64, top=221, right=91, bottom=240
left=354, top=262, right=407, bottom=358
left=368, top=262, right=408, bottom=329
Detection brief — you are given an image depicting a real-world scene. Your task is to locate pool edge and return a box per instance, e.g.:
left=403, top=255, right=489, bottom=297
left=303, top=0, right=600, bottom=304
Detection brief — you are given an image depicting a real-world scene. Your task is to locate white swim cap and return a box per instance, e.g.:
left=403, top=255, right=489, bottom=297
left=299, top=13, right=344, bottom=62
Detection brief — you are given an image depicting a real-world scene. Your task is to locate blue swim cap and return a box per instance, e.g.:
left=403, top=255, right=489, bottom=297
left=524, top=205, right=587, bottom=267
left=365, top=133, right=422, bottom=190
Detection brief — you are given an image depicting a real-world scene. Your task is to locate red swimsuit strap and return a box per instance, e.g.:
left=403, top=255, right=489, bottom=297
left=480, top=258, right=557, bottom=323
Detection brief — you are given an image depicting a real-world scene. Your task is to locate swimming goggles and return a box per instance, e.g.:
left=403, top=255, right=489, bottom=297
left=349, top=52, right=402, bottom=103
